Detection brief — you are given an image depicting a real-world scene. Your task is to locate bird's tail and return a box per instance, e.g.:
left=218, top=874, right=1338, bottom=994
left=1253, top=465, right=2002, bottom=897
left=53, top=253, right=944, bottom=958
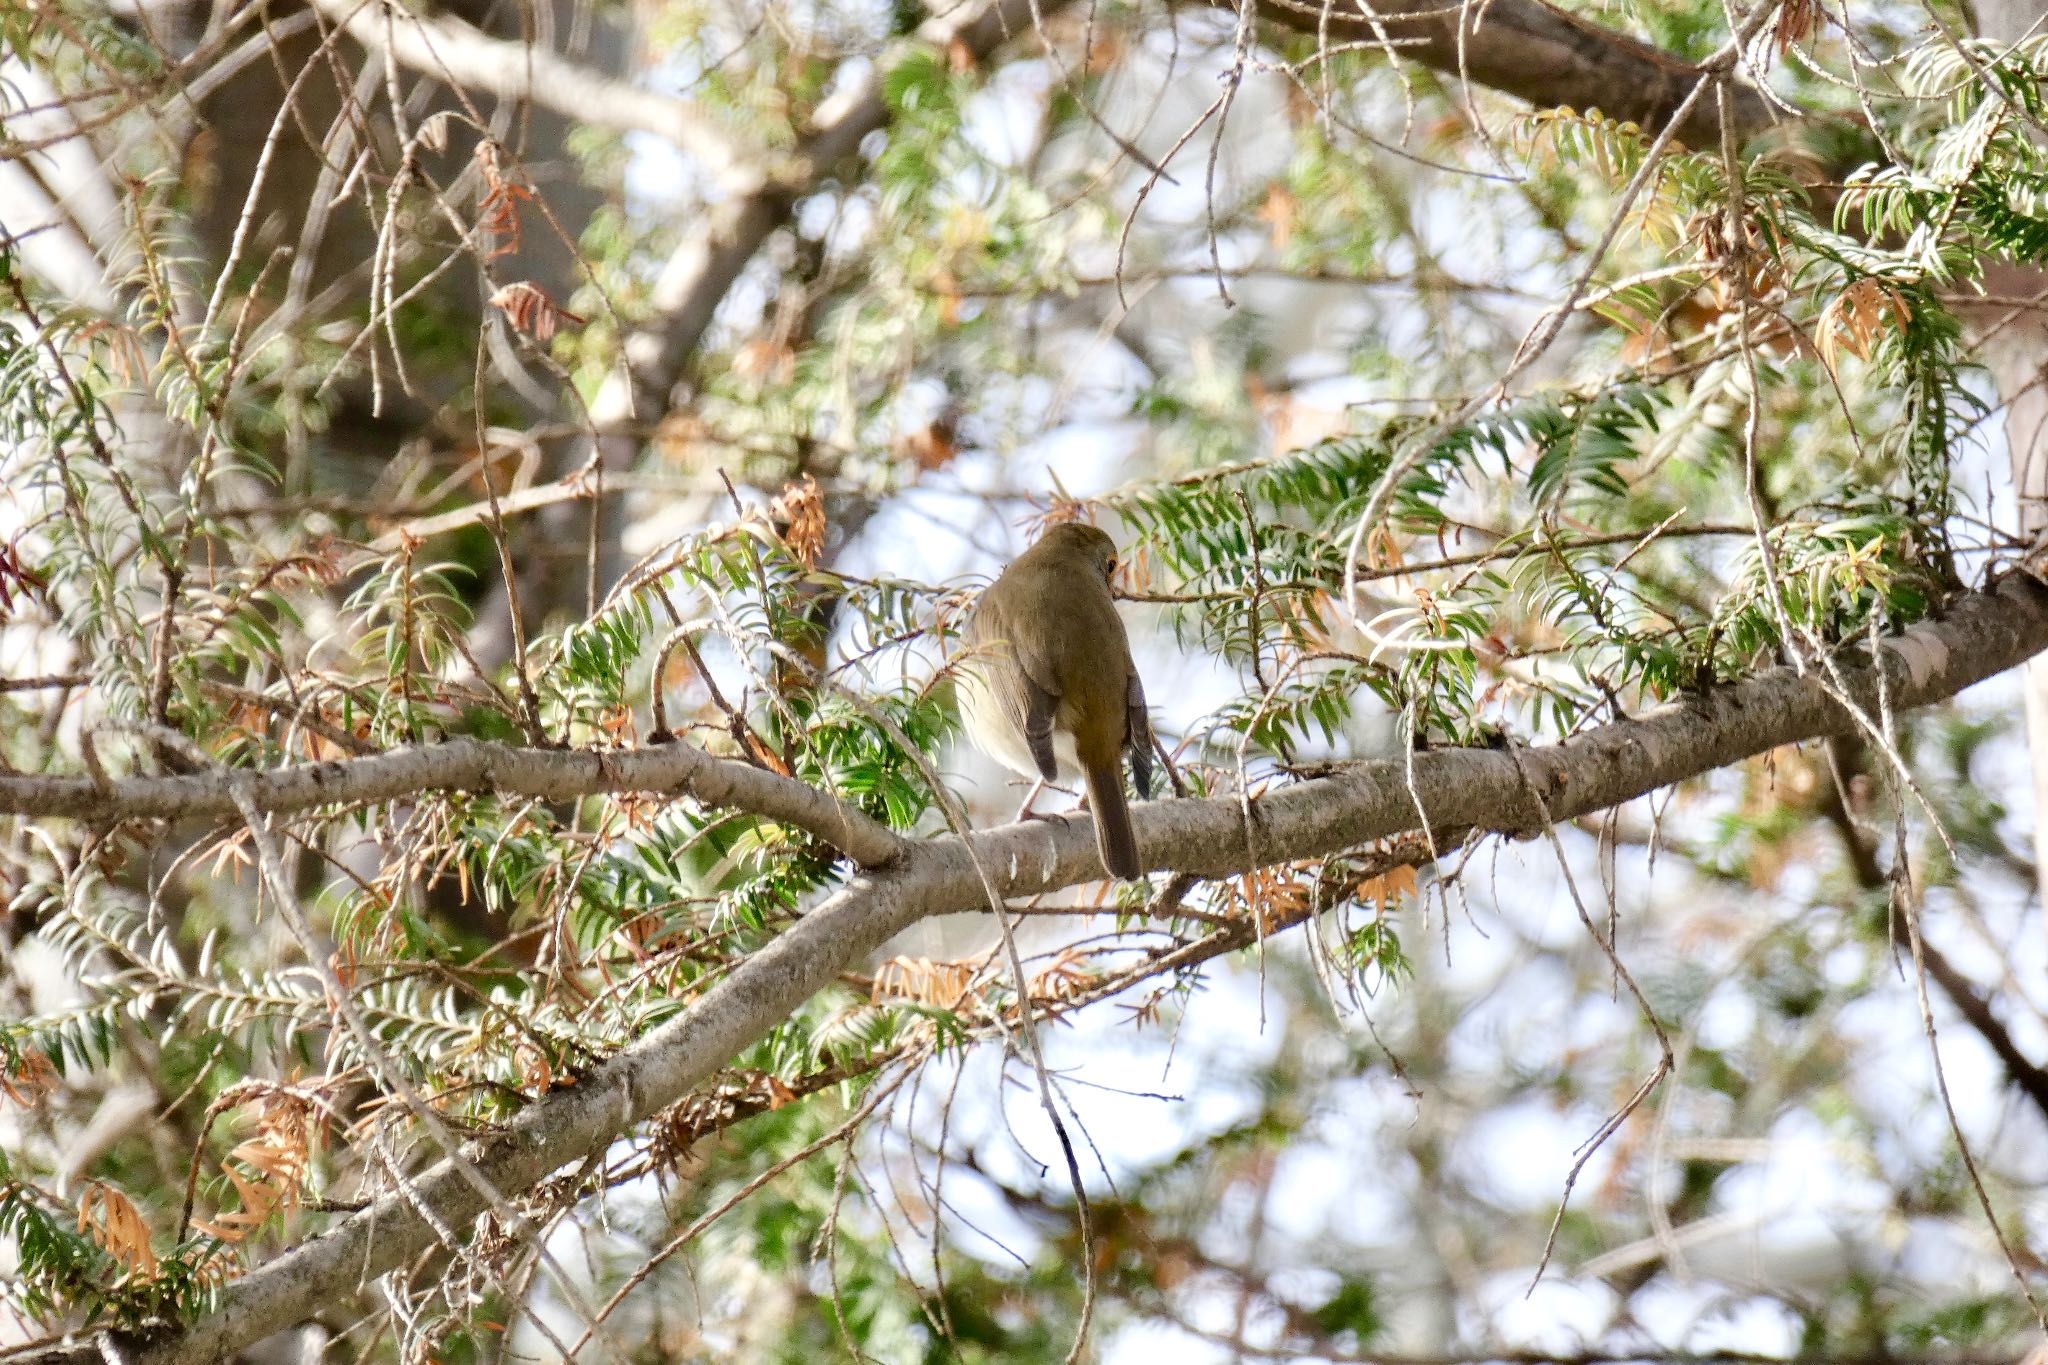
left=1084, top=760, right=1141, bottom=880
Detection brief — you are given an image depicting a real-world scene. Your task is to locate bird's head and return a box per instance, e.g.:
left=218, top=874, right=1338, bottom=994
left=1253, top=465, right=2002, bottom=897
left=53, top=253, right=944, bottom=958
left=1034, top=521, right=1120, bottom=583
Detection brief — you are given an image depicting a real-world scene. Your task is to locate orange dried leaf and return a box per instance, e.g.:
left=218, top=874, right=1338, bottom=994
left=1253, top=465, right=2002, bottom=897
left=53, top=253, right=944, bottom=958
left=205, top=831, right=254, bottom=882
left=476, top=141, right=535, bottom=258
left=1220, top=861, right=1318, bottom=934
left=872, top=956, right=977, bottom=1006
left=1364, top=524, right=1403, bottom=573
left=931, top=266, right=963, bottom=327
left=1256, top=182, right=1296, bottom=250
left=1817, top=278, right=1909, bottom=372
left=79, top=1182, right=159, bottom=1280
left=1, top=1048, right=58, bottom=1107
left=740, top=728, right=794, bottom=777
left=733, top=337, right=796, bottom=383
left=899, top=414, right=960, bottom=472
left=1772, top=0, right=1822, bottom=55
left=489, top=282, right=585, bottom=341
left=1029, top=947, right=1097, bottom=1003
left=1027, top=496, right=1092, bottom=537
left=769, top=475, right=827, bottom=568
left=1355, top=863, right=1419, bottom=910
left=74, top=319, right=148, bottom=385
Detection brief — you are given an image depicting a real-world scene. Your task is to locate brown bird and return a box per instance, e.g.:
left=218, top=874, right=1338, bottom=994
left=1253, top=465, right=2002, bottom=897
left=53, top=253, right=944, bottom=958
left=958, top=522, right=1154, bottom=880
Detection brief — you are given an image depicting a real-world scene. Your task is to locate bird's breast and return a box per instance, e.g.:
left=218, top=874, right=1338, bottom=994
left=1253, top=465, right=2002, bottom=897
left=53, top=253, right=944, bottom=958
left=957, top=666, right=1084, bottom=781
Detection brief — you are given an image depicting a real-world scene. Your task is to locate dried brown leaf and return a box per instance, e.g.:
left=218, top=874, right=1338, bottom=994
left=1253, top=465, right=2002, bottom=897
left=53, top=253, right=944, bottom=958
left=872, top=956, right=977, bottom=1006
left=769, top=474, right=826, bottom=568
left=0, top=1048, right=56, bottom=1108
left=79, top=1181, right=159, bottom=1280
left=489, top=282, right=585, bottom=341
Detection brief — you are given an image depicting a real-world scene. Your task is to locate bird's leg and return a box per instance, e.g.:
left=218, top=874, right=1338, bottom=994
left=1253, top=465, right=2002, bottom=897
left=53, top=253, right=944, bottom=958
left=1013, top=778, right=1051, bottom=823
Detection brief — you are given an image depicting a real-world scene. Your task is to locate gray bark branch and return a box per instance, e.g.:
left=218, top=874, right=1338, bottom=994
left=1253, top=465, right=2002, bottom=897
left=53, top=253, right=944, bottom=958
left=1250, top=0, right=1777, bottom=145
left=0, top=737, right=903, bottom=869
left=10, top=575, right=2048, bottom=1365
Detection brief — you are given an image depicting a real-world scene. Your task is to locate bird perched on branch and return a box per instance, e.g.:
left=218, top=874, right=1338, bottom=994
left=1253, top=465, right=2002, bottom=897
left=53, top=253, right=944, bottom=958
left=958, top=522, right=1154, bottom=880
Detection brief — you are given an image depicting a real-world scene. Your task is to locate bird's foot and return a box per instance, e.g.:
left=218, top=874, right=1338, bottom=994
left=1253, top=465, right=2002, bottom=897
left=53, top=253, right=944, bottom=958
left=1011, top=776, right=1077, bottom=824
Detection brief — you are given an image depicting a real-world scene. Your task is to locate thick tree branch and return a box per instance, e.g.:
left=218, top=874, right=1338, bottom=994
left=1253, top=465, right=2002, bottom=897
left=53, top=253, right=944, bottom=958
left=11, top=576, right=2047, bottom=1365
left=1250, top=0, right=1776, bottom=146
left=0, top=737, right=903, bottom=869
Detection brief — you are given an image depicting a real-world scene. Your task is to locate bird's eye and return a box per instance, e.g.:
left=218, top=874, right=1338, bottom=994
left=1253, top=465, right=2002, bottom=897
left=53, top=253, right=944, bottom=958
left=1104, top=556, right=1118, bottom=575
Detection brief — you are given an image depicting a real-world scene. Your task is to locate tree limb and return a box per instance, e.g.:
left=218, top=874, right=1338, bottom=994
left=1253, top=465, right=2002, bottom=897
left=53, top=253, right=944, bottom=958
left=1250, top=0, right=1777, bottom=146
left=1818, top=735, right=2048, bottom=1122
left=0, top=736, right=903, bottom=870
left=1916, top=935, right=2048, bottom=1122
left=10, top=576, right=2048, bottom=1365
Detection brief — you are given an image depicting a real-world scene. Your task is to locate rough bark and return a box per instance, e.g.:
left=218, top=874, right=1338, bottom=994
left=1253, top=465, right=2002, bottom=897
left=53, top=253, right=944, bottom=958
left=1250, top=0, right=1776, bottom=144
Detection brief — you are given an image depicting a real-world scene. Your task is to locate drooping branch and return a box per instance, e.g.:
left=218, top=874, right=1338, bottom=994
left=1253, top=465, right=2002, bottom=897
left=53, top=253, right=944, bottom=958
left=1818, top=736, right=2048, bottom=1122
left=0, top=736, right=903, bottom=869
left=1917, top=936, right=2048, bottom=1121
left=12, top=575, right=2047, bottom=1365
left=1250, top=0, right=1778, bottom=145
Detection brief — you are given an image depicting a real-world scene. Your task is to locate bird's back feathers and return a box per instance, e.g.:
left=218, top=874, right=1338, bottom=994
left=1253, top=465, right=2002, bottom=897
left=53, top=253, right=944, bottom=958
left=959, top=527, right=1152, bottom=879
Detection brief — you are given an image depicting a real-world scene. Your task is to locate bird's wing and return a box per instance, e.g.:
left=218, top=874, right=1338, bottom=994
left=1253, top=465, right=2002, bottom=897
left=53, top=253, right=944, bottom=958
left=965, top=593, right=1063, bottom=781
left=1021, top=680, right=1058, bottom=780
left=1125, top=668, right=1153, bottom=799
